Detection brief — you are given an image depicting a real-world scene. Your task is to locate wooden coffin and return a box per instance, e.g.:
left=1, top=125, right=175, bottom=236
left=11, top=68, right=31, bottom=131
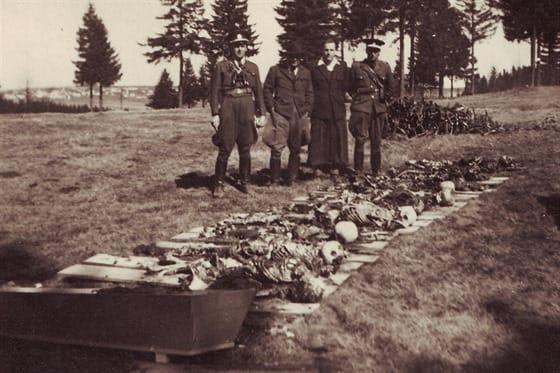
left=0, top=287, right=255, bottom=356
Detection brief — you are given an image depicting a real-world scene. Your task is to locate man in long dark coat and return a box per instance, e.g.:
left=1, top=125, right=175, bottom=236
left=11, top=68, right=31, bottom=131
left=308, top=39, right=349, bottom=176
left=210, top=33, right=266, bottom=197
left=262, top=43, right=314, bottom=186
left=348, top=38, right=396, bottom=176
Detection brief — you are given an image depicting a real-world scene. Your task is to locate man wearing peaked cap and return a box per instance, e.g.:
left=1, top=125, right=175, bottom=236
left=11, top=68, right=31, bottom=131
left=262, top=40, right=314, bottom=186
left=348, top=37, right=396, bottom=177
left=210, top=32, right=266, bottom=197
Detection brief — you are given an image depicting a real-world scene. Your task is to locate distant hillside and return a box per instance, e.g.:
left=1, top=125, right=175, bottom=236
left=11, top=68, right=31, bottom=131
left=2, top=86, right=154, bottom=110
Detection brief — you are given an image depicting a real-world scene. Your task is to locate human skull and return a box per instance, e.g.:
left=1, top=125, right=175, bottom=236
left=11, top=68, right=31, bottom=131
left=320, top=240, right=345, bottom=264
left=398, top=206, right=417, bottom=227
left=335, top=221, right=359, bottom=243
left=439, top=181, right=455, bottom=206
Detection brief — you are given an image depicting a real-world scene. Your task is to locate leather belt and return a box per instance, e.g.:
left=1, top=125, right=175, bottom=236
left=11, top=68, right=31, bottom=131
left=223, top=88, right=252, bottom=96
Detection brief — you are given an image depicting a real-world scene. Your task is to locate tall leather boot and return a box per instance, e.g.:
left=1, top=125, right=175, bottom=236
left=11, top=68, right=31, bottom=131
left=213, top=158, right=227, bottom=198
left=371, top=151, right=381, bottom=177
left=286, top=152, right=300, bottom=186
left=269, top=157, right=281, bottom=186
left=354, top=143, right=364, bottom=175
left=239, top=156, right=251, bottom=194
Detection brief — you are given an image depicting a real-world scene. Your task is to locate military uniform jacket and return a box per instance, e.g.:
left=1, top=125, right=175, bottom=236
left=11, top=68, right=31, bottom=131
left=311, top=61, right=349, bottom=121
left=210, top=59, right=266, bottom=117
left=349, top=59, right=396, bottom=115
left=263, top=64, right=314, bottom=119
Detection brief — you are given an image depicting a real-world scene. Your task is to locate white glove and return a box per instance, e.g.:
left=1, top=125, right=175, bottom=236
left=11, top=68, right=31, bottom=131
left=211, top=115, right=220, bottom=128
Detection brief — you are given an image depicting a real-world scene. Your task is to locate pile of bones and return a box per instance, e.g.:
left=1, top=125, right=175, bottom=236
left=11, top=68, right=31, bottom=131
left=126, top=156, right=521, bottom=303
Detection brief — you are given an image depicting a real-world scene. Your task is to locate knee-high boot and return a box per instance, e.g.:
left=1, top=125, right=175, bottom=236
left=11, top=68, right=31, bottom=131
left=213, top=158, right=227, bottom=198
left=287, top=152, right=300, bottom=185
left=239, top=156, right=251, bottom=193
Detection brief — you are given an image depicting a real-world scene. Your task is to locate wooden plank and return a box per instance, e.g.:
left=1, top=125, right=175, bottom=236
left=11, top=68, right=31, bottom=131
left=172, top=232, right=201, bottom=241
left=292, top=195, right=310, bottom=202
left=84, top=254, right=159, bottom=269
left=156, top=241, right=189, bottom=250
left=57, top=264, right=182, bottom=286
left=454, top=194, right=479, bottom=201
left=346, top=254, right=380, bottom=263
left=351, top=241, right=389, bottom=251
left=479, top=179, right=505, bottom=186
left=454, top=201, right=469, bottom=208
left=187, top=226, right=205, bottom=233
left=329, top=272, right=352, bottom=286
left=490, top=176, right=509, bottom=181
left=412, top=219, right=433, bottom=228
left=455, top=190, right=483, bottom=195
left=395, top=226, right=421, bottom=235
left=339, top=261, right=364, bottom=272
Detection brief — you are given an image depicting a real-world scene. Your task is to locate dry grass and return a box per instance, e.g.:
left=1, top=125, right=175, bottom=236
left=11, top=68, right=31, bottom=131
left=0, top=87, right=559, bottom=372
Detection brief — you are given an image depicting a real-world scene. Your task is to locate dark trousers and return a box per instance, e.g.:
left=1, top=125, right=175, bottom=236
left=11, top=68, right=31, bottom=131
left=215, top=95, right=255, bottom=182
left=269, top=109, right=302, bottom=182
left=349, top=111, right=385, bottom=175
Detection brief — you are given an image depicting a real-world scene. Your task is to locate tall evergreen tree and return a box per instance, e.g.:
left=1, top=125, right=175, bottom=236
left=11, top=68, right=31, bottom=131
left=415, top=0, right=470, bottom=97
left=74, top=4, right=121, bottom=110
left=181, top=58, right=198, bottom=108
left=490, top=0, right=559, bottom=87
left=205, top=0, right=259, bottom=70
left=275, top=0, right=335, bottom=65
left=143, top=0, right=207, bottom=107
left=147, top=69, right=177, bottom=109
left=457, top=0, right=498, bottom=95
left=197, top=62, right=211, bottom=107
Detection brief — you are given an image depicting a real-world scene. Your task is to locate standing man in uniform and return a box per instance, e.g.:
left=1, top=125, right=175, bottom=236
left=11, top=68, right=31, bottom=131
left=262, top=42, right=314, bottom=186
left=348, top=38, right=396, bottom=176
left=210, top=33, right=266, bottom=197
left=308, top=39, right=349, bottom=177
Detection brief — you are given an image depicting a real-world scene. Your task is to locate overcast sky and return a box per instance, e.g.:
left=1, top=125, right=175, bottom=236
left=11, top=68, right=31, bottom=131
left=0, top=0, right=530, bottom=90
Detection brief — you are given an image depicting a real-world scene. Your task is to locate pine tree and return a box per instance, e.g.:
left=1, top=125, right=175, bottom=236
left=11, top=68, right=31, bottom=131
left=143, top=0, right=208, bottom=107
left=275, top=0, right=335, bottom=66
left=74, top=4, right=121, bottom=110
left=457, top=0, right=498, bottom=95
left=197, top=62, right=211, bottom=107
left=147, top=69, right=178, bottom=109
left=488, top=66, right=498, bottom=91
left=491, top=0, right=560, bottom=87
left=205, top=0, right=259, bottom=70
left=181, top=58, right=198, bottom=108
left=415, top=0, right=469, bottom=97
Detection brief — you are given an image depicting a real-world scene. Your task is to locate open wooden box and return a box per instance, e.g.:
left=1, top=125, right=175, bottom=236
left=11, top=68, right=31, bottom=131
left=0, top=287, right=255, bottom=358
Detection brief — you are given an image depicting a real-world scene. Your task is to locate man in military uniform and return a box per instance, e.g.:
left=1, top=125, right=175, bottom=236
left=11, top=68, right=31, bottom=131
left=262, top=42, right=314, bottom=186
left=348, top=38, right=396, bottom=176
left=210, top=33, right=266, bottom=197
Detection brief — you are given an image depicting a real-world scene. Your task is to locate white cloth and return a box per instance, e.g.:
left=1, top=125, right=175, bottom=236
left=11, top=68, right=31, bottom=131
left=318, top=58, right=338, bottom=72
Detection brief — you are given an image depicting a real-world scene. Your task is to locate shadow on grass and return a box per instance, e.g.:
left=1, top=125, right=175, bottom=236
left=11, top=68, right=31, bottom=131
left=175, top=171, right=213, bottom=190
left=466, top=298, right=560, bottom=373
left=0, top=337, right=137, bottom=373
left=537, top=194, right=560, bottom=229
left=0, top=240, right=56, bottom=284
left=400, top=298, right=560, bottom=373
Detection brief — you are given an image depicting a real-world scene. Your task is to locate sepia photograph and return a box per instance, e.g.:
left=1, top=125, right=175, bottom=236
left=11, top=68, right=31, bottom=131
left=0, top=0, right=559, bottom=371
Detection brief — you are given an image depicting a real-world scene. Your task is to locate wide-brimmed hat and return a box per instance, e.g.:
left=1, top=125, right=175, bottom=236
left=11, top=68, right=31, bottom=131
left=284, top=40, right=306, bottom=58
left=229, top=33, right=249, bottom=45
left=363, top=38, right=385, bottom=51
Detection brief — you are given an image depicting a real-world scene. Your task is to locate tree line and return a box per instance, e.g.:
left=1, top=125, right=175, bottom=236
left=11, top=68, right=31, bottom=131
left=30, top=0, right=560, bottom=111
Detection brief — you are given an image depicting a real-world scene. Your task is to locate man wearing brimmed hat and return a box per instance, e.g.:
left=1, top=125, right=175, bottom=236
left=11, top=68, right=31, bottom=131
left=262, top=40, right=314, bottom=186
left=348, top=37, right=396, bottom=177
left=210, top=32, right=266, bottom=197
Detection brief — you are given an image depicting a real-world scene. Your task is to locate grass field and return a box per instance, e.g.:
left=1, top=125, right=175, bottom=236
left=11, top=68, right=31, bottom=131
left=0, top=87, right=559, bottom=372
